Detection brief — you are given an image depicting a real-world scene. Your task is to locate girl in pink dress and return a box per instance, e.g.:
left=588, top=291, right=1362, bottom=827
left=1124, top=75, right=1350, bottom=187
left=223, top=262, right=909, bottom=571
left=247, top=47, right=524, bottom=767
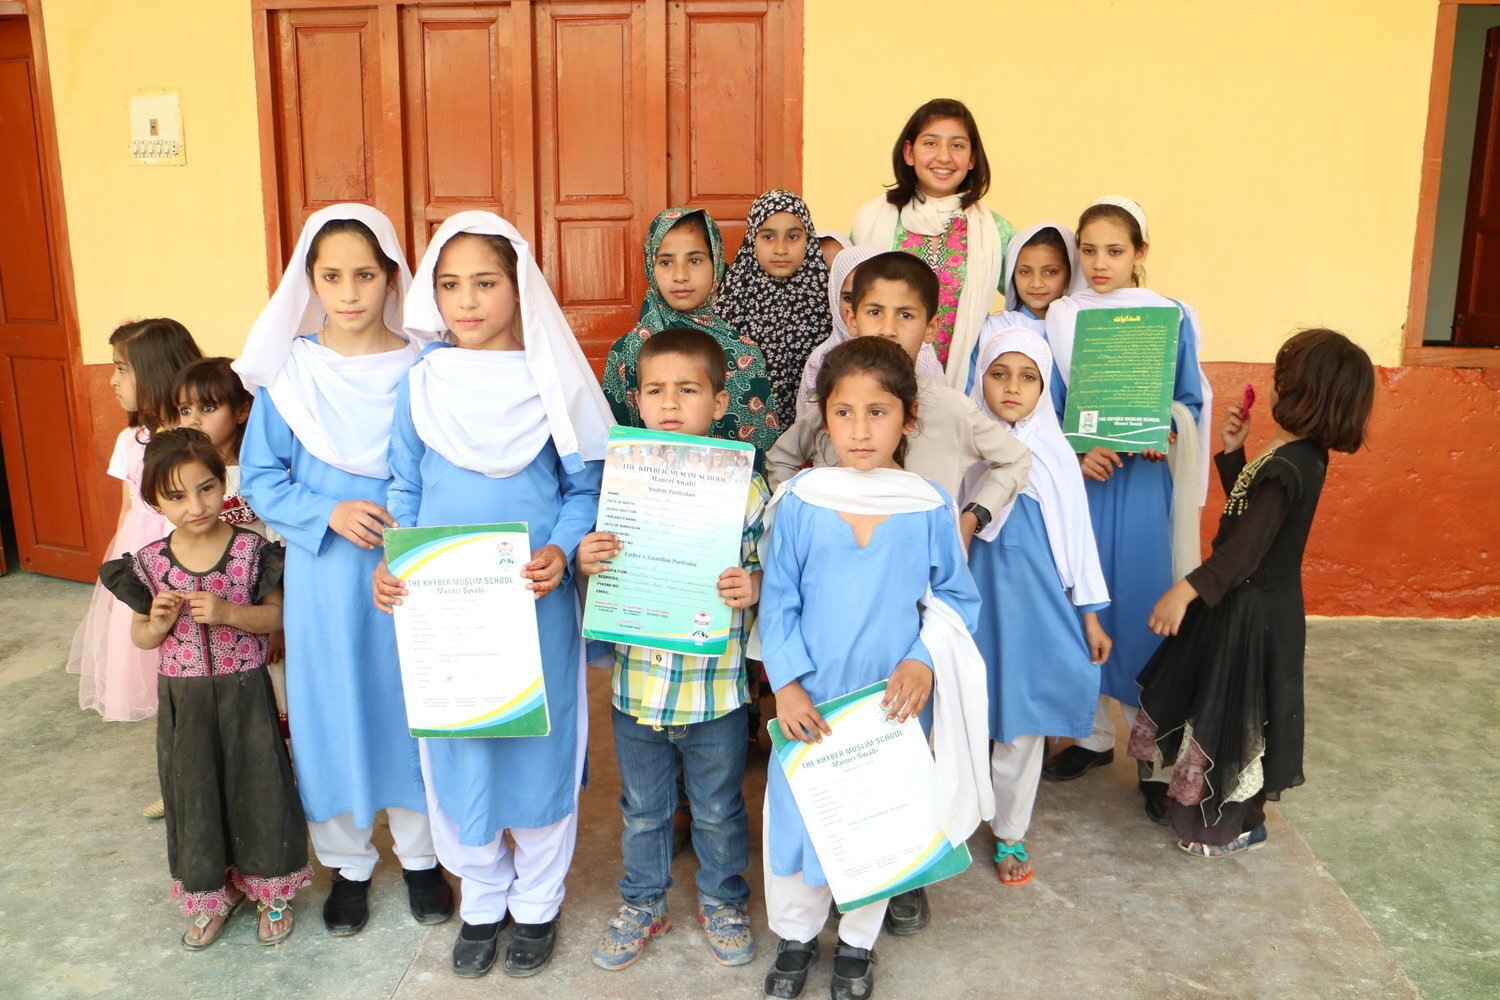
left=67, top=319, right=203, bottom=724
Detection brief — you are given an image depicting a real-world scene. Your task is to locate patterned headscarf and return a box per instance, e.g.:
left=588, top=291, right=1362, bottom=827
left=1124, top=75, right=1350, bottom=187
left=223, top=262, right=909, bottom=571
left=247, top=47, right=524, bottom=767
left=602, top=207, right=780, bottom=453
left=717, top=190, right=833, bottom=429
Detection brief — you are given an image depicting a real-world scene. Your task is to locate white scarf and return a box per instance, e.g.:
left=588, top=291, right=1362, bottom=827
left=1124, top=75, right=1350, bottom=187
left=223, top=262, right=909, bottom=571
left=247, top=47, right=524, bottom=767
left=402, top=212, right=613, bottom=477
left=763, top=466, right=993, bottom=844
left=234, top=203, right=425, bottom=480
left=852, top=193, right=1003, bottom=394
left=963, top=328, right=1109, bottom=607
left=1045, top=286, right=1214, bottom=507
left=1002, top=222, right=1078, bottom=313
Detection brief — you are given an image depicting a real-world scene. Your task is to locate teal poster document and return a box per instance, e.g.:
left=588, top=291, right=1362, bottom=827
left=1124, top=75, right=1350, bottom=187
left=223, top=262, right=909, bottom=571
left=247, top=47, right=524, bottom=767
left=1061, top=306, right=1180, bottom=453
left=768, top=683, right=972, bottom=912
left=581, top=426, right=754, bottom=657
left=384, top=522, right=548, bottom=738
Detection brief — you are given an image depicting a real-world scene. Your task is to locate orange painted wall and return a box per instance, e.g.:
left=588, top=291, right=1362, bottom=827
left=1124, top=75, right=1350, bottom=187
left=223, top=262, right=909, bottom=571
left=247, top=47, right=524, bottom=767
left=1200, top=362, right=1500, bottom=619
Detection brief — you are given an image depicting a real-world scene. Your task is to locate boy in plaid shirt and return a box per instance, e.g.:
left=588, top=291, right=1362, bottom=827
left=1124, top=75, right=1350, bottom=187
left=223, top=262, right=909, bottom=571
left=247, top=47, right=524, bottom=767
left=577, top=328, right=766, bottom=971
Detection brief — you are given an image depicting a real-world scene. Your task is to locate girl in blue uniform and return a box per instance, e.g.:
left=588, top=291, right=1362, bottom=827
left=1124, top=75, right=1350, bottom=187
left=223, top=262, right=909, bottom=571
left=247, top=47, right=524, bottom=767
left=1040, top=197, right=1211, bottom=824
left=964, top=326, right=1111, bottom=885
left=970, top=221, right=1077, bottom=412
left=372, top=211, right=611, bottom=979
left=236, top=205, right=451, bottom=935
left=759, top=336, right=983, bottom=1000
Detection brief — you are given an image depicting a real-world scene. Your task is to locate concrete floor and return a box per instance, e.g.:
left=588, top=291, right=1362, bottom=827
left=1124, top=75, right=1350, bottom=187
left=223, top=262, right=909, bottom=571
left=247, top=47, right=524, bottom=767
left=1, top=571, right=1493, bottom=999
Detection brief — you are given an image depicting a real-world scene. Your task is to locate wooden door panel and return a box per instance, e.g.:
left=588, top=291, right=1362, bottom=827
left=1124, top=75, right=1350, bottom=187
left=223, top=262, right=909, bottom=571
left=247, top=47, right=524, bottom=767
left=667, top=0, right=798, bottom=251
left=1454, top=25, right=1500, bottom=346
left=0, top=17, right=94, bottom=579
left=271, top=8, right=386, bottom=259
left=403, top=4, right=518, bottom=262
left=535, top=1, right=665, bottom=367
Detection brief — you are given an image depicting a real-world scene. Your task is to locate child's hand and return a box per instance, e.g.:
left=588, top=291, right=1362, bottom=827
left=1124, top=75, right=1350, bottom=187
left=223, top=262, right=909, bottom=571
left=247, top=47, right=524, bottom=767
left=958, top=510, right=980, bottom=554
left=183, top=591, right=231, bottom=626
left=882, top=658, right=933, bottom=723
left=1147, top=579, right=1199, bottom=636
left=330, top=499, right=397, bottom=550
left=1140, top=432, right=1176, bottom=463
left=1079, top=446, right=1123, bottom=482
left=577, top=532, right=621, bottom=577
left=267, top=630, right=286, bottom=663
left=775, top=680, right=830, bottom=744
left=1221, top=404, right=1251, bottom=453
left=717, top=567, right=760, bottom=609
left=1082, top=612, right=1112, bottom=665
left=372, top=560, right=407, bottom=613
left=523, top=544, right=566, bottom=599
left=148, top=591, right=185, bottom=634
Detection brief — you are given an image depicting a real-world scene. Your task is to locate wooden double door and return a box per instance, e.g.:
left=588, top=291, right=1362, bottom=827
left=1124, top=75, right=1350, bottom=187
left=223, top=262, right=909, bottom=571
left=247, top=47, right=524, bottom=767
left=257, top=0, right=802, bottom=366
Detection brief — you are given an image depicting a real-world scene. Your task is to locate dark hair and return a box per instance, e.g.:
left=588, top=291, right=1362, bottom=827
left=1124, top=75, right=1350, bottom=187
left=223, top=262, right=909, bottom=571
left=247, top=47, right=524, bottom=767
left=666, top=212, right=712, bottom=247
left=885, top=98, right=990, bottom=210
left=305, top=218, right=400, bottom=285
left=815, top=337, right=920, bottom=468
left=1271, top=329, right=1374, bottom=453
left=140, top=427, right=226, bottom=513
left=109, top=319, right=203, bottom=434
left=172, top=357, right=254, bottom=457
left=438, top=232, right=520, bottom=288
left=1018, top=227, right=1072, bottom=285
left=1077, top=202, right=1147, bottom=287
left=637, top=327, right=727, bottom=393
left=849, top=251, right=939, bottom=322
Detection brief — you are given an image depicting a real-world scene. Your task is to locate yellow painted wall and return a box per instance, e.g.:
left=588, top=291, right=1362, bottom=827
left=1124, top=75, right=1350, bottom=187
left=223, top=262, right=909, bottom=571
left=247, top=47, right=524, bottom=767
left=802, top=0, right=1436, bottom=367
left=44, top=0, right=266, bottom=364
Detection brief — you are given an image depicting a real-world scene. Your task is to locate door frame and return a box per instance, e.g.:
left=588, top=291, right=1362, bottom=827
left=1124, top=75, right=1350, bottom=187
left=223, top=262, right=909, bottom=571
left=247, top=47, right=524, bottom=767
left=0, top=0, right=105, bottom=578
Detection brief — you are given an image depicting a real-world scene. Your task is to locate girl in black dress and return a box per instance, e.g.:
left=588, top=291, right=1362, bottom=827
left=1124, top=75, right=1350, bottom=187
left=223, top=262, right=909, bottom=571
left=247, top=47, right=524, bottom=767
left=1127, top=329, right=1375, bottom=857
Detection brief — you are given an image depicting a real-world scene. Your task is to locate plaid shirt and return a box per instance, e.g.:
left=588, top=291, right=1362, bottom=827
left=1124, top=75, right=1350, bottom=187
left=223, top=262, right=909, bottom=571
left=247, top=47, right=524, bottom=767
left=611, top=473, right=769, bottom=727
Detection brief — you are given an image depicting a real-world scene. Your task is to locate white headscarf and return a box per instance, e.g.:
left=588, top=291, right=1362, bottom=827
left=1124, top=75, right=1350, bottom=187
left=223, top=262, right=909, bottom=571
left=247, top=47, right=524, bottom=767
left=852, top=192, right=1004, bottom=393
left=792, top=245, right=946, bottom=416
left=815, top=229, right=852, bottom=253
left=234, top=203, right=427, bottom=480
left=964, top=327, right=1108, bottom=608
left=1002, top=222, right=1079, bottom=313
left=402, top=211, right=612, bottom=478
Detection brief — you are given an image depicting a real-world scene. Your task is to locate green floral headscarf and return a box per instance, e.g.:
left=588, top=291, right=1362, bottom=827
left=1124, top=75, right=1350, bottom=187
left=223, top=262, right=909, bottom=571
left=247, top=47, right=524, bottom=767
left=602, top=207, right=781, bottom=453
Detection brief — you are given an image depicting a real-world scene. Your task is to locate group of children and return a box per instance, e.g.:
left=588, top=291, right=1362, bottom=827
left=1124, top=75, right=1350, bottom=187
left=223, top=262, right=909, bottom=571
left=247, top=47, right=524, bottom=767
left=65, top=96, right=1376, bottom=999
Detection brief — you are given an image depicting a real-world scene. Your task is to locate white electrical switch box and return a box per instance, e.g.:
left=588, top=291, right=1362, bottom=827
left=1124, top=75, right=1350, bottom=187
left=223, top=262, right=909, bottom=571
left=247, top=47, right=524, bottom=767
left=129, top=90, right=185, bottom=165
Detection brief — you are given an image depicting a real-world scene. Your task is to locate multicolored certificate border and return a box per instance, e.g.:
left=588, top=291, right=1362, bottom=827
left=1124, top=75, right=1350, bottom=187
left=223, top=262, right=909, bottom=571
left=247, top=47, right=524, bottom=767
left=769, top=682, right=972, bottom=912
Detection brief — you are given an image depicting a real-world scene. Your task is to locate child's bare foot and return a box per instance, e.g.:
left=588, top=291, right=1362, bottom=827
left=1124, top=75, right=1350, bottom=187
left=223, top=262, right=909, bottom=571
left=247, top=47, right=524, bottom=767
left=181, top=891, right=245, bottom=950
left=994, top=840, right=1034, bottom=886
left=258, top=901, right=295, bottom=945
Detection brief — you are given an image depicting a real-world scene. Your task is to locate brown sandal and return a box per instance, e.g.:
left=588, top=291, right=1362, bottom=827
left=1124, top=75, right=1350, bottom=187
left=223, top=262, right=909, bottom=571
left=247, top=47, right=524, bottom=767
left=258, top=899, right=295, bottom=946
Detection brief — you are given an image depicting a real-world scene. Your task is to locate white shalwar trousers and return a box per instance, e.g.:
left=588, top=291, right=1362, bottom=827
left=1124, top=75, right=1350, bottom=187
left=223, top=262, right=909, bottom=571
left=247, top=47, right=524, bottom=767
left=1075, top=695, right=1139, bottom=753
left=308, top=808, right=438, bottom=881
left=762, top=798, right=886, bottom=950
left=989, top=734, right=1045, bottom=842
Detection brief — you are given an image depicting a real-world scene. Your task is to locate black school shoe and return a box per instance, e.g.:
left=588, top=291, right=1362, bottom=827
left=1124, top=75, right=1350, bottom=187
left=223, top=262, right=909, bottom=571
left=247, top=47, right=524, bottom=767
left=323, top=873, right=371, bottom=936
left=763, top=938, right=819, bottom=999
left=1040, top=746, right=1114, bottom=782
left=504, top=917, right=559, bottom=977
left=830, top=942, right=877, bottom=1000
left=881, top=887, right=929, bottom=936
left=452, top=917, right=509, bottom=978
left=404, top=866, right=455, bottom=924
left=1140, top=780, right=1171, bottom=826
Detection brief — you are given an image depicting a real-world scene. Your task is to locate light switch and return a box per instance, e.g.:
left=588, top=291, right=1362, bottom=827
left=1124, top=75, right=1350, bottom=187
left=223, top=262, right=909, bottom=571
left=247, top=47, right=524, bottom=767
left=128, top=90, right=185, bottom=165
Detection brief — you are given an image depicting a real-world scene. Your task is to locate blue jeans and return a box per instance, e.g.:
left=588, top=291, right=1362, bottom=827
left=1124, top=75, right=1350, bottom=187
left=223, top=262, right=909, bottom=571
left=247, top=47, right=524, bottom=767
left=612, top=705, right=749, bottom=912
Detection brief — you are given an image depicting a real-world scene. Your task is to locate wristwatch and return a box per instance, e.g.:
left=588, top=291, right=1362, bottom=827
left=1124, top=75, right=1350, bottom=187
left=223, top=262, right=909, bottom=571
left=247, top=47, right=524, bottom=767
left=962, top=502, right=992, bottom=531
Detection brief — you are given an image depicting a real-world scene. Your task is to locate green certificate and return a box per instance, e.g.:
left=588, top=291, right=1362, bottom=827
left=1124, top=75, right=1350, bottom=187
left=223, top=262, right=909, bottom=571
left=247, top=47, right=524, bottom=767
left=581, top=426, right=755, bottom=657
left=1061, top=306, right=1180, bottom=453
left=384, top=522, right=548, bottom=738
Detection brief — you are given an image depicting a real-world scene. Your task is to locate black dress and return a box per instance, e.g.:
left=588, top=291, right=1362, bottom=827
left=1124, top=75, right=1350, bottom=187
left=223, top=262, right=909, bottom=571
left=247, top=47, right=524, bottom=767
left=1128, top=440, right=1328, bottom=844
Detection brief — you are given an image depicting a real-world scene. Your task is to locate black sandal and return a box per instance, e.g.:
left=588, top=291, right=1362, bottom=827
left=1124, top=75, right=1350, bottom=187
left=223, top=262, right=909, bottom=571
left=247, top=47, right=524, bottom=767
left=830, top=941, right=876, bottom=1000
left=764, top=937, right=819, bottom=998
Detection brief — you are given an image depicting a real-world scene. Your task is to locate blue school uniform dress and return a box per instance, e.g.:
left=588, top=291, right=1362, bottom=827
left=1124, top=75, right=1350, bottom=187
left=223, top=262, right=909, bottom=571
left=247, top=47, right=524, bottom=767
left=1047, top=292, right=1205, bottom=706
left=240, top=347, right=428, bottom=826
left=388, top=343, right=602, bottom=844
left=758, top=474, right=981, bottom=884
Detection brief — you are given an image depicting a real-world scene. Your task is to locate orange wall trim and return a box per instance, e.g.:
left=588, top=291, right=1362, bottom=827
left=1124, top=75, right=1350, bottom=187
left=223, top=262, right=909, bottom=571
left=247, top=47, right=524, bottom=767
left=72, top=360, right=1500, bottom=619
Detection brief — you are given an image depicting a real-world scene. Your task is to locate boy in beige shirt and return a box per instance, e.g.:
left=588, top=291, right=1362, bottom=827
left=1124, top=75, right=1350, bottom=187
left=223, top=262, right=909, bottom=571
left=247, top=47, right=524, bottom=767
left=767, top=251, right=1031, bottom=553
